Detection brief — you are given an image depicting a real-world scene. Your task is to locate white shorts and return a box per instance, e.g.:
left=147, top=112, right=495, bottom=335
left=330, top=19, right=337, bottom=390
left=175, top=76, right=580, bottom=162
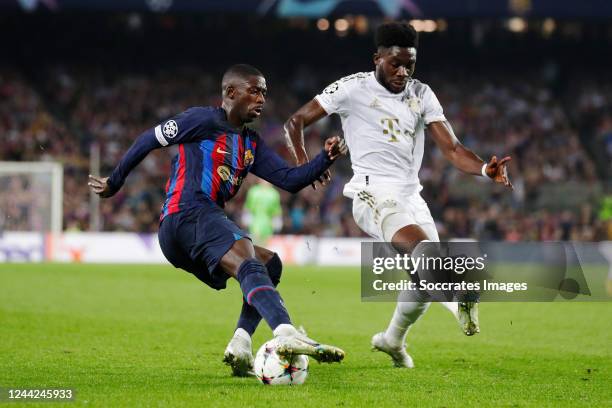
left=344, top=181, right=439, bottom=242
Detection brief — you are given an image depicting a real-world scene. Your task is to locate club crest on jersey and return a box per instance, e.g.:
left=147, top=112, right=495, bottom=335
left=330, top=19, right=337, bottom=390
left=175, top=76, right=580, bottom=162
left=244, top=149, right=254, bottom=166
left=406, top=97, right=421, bottom=113
left=162, top=120, right=179, bottom=138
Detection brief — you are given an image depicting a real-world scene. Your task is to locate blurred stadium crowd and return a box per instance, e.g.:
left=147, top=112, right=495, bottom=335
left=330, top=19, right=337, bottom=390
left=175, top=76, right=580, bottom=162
left=2, top=63, right=610, bottom=241
left=1, top=17, right=611, bottom=241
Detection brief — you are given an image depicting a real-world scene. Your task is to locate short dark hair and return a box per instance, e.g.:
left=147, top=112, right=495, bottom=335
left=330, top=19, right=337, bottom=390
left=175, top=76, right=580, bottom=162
left=375, top=22, right=418, bottom=49
left=222, top=64, right=264, bottom=81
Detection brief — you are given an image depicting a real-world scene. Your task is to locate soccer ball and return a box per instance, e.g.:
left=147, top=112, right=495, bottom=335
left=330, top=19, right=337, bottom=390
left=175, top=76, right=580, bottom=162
left=254, top=338, right=309, bottom=385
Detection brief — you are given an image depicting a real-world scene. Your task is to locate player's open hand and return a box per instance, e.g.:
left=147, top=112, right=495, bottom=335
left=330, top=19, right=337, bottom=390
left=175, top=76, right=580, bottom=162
left=325, top=136, right=347, bottom=161
left=88, top=174, right=114, bottom=198
left=485, top=156, right=513, bottom=189
left=309, top=136, right=347, bottom=190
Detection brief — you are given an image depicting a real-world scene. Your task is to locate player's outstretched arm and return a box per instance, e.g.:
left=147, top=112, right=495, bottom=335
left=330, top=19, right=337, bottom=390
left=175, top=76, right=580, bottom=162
left=428, top=120, right=513, bottom=189
left=251, top=136, right=346, bottom=194
left=284, top=99, right=331, bottom=188
left=87, top=128, right=161, bottom=198
left=88, top=107, right=213, bottom=198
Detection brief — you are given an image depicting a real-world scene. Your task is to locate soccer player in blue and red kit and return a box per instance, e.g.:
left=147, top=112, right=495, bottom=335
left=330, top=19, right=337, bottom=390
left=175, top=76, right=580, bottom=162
left=88, top=64, right=346, bottom=376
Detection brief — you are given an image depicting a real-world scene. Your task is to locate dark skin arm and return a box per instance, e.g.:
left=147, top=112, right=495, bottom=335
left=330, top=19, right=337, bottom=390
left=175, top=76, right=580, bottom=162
left=285, top=101, right=511, bottom=188
left=428, top=121, right=512, bottom=188
left=284, top=99, right=347, bottom=189
left=391, top=121, right=512, bottom=248
left=88, top=135, right=345, bottom=198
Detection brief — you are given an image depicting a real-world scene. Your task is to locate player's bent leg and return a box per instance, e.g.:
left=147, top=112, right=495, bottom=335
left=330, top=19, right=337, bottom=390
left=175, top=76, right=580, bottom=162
left=226, top=249, right=284, bottom=376
left=221, top=239, right=289, bottom=375
left=254, top=250, right=344, bottom=363
left=419, top=223, right=480, bottom=334
left=372, top=289, right=430, bottom=368
left=373, top=223, right=431, bottom=364
left=391, top=224, right=481, bottom=336
left=222, top=239, right=344, bottom=364
left=225, top=252, right=291, bottom=331
left=245, top=262, right=344, bottom=363
left=234, top=249, right=283, bottom=336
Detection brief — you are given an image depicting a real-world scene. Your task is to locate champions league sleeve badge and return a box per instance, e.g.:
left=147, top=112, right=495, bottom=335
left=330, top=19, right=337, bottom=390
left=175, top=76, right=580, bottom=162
left=162, top=120, right=179, bottom=138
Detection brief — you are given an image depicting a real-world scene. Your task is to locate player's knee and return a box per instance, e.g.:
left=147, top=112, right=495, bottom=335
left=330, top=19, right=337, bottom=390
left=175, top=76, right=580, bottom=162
left=390, top=226, right=429, bottom=252
left=265, top=253, right=282, bottom=287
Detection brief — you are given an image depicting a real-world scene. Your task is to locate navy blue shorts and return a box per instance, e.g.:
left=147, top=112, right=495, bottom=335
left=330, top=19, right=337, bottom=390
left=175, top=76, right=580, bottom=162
left=158, top=202, right=249, bottom=290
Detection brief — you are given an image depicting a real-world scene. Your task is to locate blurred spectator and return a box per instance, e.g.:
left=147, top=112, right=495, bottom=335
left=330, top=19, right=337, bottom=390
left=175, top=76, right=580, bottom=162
left=1, top=62, right=608, bottom=241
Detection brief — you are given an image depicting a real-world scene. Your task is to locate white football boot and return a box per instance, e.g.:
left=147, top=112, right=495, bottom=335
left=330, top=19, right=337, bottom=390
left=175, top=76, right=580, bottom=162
left=371, top=332, right=414, bottom=368
left=223, top=328, right=255, bottom=377
left=273, top=324, right=345, bottom=363
left=457, top=301, right=480, bottom=336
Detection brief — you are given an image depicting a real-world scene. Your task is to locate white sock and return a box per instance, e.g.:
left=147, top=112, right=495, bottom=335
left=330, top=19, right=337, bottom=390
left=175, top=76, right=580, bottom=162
left=413, top=241, right=459, bottom=315
left=383, top=300, right=430, bottom=349
left=382, top=239, right=440, bottom=349
left=233, top=328, right=252, bottom=342
left=273, top=323, right=296, bottom=337
left=411, top=239, right=437, bottom=259
left=440, top=302, right=459, bottom=319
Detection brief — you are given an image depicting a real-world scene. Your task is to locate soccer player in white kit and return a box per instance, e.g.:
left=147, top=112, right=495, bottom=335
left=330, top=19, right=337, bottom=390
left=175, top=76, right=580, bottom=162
left=284, top=22, right=513, bottom=367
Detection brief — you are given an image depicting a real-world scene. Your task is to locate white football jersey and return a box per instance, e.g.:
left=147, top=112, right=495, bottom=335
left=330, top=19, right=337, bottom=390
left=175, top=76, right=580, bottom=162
left=315, top=72, right=445, bottom=196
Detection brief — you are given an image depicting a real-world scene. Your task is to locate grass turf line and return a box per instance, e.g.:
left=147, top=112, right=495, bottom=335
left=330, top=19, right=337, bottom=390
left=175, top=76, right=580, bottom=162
left=0, top=263, right=610, bottom=407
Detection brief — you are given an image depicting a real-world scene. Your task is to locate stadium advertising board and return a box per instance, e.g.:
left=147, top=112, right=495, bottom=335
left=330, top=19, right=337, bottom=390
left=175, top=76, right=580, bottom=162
left=0, top=233, right=377, bottom=266
left=0, top=232, right=44, bottom=262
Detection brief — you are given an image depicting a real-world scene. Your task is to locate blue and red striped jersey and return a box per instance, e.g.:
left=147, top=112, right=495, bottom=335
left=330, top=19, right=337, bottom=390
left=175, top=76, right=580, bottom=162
left=107, top=106, right=334, bottom=220
left=160, top=116, right=259, bottom=218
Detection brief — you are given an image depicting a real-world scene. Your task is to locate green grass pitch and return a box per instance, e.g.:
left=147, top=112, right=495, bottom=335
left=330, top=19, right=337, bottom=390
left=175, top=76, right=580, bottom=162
left=1, top=263, right=610, bottom=407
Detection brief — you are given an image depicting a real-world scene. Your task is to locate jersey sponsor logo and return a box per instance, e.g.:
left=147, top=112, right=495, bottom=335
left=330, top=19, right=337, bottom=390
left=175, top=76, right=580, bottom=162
left=244, top=149, right=254, bottom=166
left=217, top=165, right=244, bottom=186
left=217, top=165, right=231, bottom=181
left=162, top=120, right=179, bottom=138
left=216, top=147, right=230, bottom=155
left=381, top=118, right=401, bottom=143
